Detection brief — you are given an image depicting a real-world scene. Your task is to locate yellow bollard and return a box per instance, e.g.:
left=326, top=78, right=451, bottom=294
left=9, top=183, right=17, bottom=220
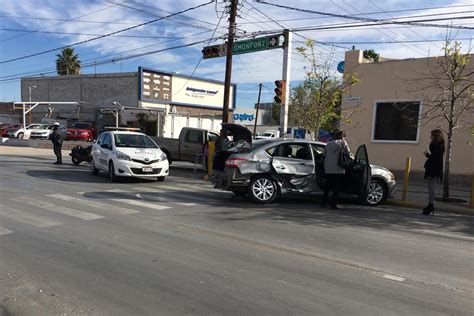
left=204, top=141, right=215, bottom=181
left=470, top=174, right=474, bottom=209
left=401, top=157, right=411, bottom=201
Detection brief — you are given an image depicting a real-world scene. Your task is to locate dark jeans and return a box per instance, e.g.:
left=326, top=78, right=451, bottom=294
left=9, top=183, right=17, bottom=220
left=53, top=144, right=62, bottom=162
left=322, top=174, right=343, bottom=206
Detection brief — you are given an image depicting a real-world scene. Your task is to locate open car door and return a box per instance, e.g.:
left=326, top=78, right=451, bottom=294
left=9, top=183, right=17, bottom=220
left=349, top=145, right=371, bottom=196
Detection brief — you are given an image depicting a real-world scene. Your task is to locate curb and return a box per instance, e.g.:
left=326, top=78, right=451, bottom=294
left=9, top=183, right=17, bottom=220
left=385, top=199, right=473, bottom=216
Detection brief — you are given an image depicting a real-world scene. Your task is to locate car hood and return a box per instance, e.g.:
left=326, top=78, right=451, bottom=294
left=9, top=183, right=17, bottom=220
left=222, top=123, right=252, bottom=144
left=114, top=147, right=162, bottom=159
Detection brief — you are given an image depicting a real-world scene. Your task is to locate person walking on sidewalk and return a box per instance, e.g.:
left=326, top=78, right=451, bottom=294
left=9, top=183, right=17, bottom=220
left=49, top=122, right=63, bottom=165
left=422, top=129, right=445, bottom=215
left=321, top=131, right=351, bottom=209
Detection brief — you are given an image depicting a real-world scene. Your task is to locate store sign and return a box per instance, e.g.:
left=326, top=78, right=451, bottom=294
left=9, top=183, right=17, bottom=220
left=172, top=76, right=234, bottom=109
left=139, top=67, right=172, bottom=103
left=233, top=113, right=255, bottom=122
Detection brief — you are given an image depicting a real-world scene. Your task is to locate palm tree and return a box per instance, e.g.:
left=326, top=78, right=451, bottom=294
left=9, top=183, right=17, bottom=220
left=55, top=48, right=81, bottom=75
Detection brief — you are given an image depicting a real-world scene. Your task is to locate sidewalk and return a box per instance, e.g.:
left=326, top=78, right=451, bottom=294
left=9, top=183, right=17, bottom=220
left=387, top=182, right=473, bottom=215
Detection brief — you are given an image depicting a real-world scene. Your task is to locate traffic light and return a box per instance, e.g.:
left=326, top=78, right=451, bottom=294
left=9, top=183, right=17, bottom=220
left=202, top=44, right=226, bottom=59
left=274, top=80, right=286, bottom=104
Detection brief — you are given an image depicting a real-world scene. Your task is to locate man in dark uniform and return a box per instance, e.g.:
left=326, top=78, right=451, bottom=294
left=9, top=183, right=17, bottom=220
left=49, top=122, right=63, bottom=164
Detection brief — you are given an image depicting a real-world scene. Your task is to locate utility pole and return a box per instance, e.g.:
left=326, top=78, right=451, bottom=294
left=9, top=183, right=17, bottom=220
left=253, top=83, right=262, bottom=137
left=222, top=0, right=238, bottom=123
left=280, top=29, right=292, bottom=137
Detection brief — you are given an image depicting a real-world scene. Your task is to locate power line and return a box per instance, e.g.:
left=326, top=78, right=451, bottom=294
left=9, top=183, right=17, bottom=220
left=0, top=3, right=118, bottom=44
left=0, top=1, right=214, bottom=64
left=0, top=30, right=215, bottom=81
left=293, top=38, right=473, bottom=44
left=0, top=38, right=213, bottom=84
left=255, top=1, right=474, bottom=30
left=0, top=28, right=212, bottom=40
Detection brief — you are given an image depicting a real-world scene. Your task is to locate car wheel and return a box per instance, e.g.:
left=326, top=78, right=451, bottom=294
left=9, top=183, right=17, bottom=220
left=90, top=158, right=99, bottom=175
left=163, top=150, right=172, bottom=165
left=156, top=176, right=165, bottom=182
left=249, top=175, right=277, bottom=204
left=364, top=179, right=387, bottom=206
left=109, top=161, right=118, bottom=182
left=17, top=132, right=24, bottom=139
left=72, top=157, right=81, bottom=166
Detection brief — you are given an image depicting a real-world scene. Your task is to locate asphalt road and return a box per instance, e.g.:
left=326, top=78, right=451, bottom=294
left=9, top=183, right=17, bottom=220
left=0, top=152, right=473, bottom=315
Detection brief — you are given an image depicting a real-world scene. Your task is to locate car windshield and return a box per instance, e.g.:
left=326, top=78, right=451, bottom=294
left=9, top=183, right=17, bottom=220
left=114, top=134, right=158, bottom=148
left=72, top=123, right=91, bottom=129
left=263, top=132, right=273, bottom=137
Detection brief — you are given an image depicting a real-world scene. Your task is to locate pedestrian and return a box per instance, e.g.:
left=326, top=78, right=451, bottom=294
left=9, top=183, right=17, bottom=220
left=49, top=122, right=63, bottom=164
left=422, top=129, right=445, bottom=215
left=215, top=129, right=229, bottom=152
left=321, top=131, right=351, bottom=209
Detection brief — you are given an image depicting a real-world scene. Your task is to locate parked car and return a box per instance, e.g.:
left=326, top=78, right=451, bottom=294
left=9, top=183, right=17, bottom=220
left=65, top=122, right=96, bottom=142
left=151, top=127, right=219, bottom=164
left=29, top=124, right=54, bottom=139
left=90, top=131, right=169, bottom=182
left=255, top=130, right=277, bottom=139
left=7, top=123, right=42, bottom=139
left=1, top=124, right=22, bottom=137
left=212, top=124, right=396, bottom=206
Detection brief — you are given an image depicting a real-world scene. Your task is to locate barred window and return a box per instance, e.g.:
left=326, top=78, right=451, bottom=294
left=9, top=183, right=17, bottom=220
left=373, top=101, right=420, bottom=142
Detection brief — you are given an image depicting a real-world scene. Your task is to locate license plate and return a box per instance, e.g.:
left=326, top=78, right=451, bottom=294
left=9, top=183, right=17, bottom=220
left=142, top=167, right=153, bottom=172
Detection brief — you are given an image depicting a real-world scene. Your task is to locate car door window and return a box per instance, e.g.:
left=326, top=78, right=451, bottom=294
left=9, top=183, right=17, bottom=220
left=274, top=143, right=311, bottom=160
left=185, top=130, right=203, bottom=143
left=96, top=133, right=106, bottom=145
left=102, top=134, right=112, bottom=150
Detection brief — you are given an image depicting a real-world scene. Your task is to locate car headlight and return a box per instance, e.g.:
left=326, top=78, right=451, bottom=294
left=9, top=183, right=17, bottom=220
left=160, top=152, right=167, bottom=161
left=387, top=171, right=395, bottom=181
left=116, top=152, right=131, bottom=161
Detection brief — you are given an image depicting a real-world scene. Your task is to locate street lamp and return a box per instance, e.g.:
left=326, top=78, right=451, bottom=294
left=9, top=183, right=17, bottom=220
left=28, top=85, right=37, bottom=102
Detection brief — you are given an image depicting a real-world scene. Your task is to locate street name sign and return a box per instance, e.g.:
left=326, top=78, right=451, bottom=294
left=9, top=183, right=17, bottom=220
left=202, top=34, right=284, bottom=59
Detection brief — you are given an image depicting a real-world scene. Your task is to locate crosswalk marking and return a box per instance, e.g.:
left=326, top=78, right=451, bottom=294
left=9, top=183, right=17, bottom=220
left=0, top=207, right=61, bottom=228
left=14, top=196, right=104, bottom=221
left=47, top=194, right=139, bottom=215
left=0, top=226, right=13, bottom=236
left=109, top=199, right=171, bottom=210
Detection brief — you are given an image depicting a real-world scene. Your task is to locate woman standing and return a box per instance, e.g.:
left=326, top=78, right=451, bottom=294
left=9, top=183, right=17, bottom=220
left=423, top=129, right=445, bottom=215
left=322, top=131, right=351, bottom=209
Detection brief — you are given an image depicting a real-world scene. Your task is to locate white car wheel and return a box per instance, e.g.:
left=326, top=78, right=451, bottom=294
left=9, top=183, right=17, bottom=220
left=365, top=180, right=387, bottom=206
left=249, top=176, right=277, bottom=204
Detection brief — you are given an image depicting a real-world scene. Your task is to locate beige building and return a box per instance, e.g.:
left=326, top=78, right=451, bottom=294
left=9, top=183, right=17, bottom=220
left=341, top=50, right=473, bottom=183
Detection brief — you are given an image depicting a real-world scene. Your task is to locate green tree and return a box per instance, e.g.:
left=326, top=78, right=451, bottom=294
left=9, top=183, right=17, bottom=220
left=363, top=49, right=379, bottom=61
left=290, top=40, right=357, bottom=139
left=56, top=47, right=81, bottom=75
left=413, top=36, right=474, bottom=200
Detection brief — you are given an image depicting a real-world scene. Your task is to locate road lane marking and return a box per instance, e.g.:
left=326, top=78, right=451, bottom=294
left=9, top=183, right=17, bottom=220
left=0, top=207, right=61, bottom=228
left=109, top=199, right=171, bottom=210
left=104, top=189, right=129, bottom=193
left=176, top=203, right=197, bottom=206
left=381, top=274, right=406, bottom=282
left=14, top=196, right=104, bottom=221
left=0, top=227, right=13, bottom=236
left=46, top=194, right=139, bottom=215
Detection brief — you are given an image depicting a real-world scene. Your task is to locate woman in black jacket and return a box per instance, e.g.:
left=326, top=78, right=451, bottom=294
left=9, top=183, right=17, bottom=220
left=423, top=129, right=445, bottom=215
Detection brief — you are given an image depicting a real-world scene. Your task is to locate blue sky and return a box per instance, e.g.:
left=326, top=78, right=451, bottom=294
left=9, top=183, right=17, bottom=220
left=0, top=0, right=473, bottom=109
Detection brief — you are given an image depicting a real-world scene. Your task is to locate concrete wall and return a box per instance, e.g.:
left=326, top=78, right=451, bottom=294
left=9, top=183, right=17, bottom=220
left=341, top=50, right=474, bottom=178
left=21, top=73, right=139, bottom=122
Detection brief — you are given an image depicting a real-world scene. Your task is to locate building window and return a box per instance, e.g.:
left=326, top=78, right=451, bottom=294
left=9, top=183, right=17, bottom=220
left=373, top=101, right=420, bottom=142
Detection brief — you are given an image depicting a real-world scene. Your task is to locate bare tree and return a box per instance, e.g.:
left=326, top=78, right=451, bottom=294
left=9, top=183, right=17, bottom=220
left=414, top=36, right=473, bottom=200
left=290, top=40, right=357, bottom=139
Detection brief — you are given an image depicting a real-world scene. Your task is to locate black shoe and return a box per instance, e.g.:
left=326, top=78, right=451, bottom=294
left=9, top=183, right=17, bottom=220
left=330, top=204, right=339, bottom=210
left=53, top=161, right=60, bottom=165
left=422, top=204, right=434, bottom=215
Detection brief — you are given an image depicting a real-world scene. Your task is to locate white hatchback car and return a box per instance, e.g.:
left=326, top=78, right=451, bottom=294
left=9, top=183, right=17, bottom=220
left=90, top=131, right=169, bottom=182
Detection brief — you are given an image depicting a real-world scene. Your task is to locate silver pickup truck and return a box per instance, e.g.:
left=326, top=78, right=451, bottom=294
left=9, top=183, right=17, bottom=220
left=151, top=127, right=219, bottom=163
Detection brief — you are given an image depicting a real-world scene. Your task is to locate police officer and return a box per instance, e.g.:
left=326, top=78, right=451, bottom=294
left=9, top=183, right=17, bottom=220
left=49, top=122, right=63, bottom=164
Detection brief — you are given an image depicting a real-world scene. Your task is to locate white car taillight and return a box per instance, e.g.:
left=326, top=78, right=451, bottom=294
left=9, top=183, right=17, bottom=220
left=225, top=157, right=247, bottom=168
